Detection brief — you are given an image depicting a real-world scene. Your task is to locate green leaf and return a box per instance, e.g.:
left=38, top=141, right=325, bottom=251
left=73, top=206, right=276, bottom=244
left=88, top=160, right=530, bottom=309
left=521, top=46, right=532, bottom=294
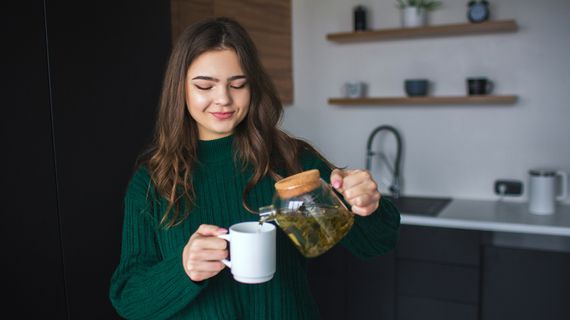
left=396, top=0, right=442, bottom=11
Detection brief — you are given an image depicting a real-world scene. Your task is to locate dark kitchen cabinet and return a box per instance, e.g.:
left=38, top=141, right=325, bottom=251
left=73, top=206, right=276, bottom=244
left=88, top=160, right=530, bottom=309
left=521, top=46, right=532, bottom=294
left=312, top=222, right=570, bottom=320
left=395, top=225, right=482, bottom=320
left=482, top=245, right=570, bottom=320
left=339, top=224, right=570, bottom=320
left=2, top=2, right=67, bottom=318
left=46, top=1, right=171, bottom=318
left=308, top=235, right=397, bottom=320
left=397, top=260, right=479, bottom=304
left=398, top=296, right=478, bottom=320
left=2, top=0, right=171, bottom=318
left=316, top=225, right=483, bottom=320
left=346, top=249, right=397, bottom=320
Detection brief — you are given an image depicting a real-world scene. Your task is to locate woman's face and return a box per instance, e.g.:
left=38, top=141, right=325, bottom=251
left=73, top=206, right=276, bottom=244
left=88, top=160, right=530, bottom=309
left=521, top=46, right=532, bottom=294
left=185, top=49, right=251, bottom=141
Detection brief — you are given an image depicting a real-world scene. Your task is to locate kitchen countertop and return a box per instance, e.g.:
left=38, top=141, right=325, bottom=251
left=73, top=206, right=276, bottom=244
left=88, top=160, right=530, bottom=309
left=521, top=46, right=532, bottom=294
left=401, top=198, right=570, bottom=237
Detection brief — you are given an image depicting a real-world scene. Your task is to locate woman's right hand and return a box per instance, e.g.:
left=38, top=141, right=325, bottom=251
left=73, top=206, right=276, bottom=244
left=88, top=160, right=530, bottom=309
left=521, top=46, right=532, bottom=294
left=182, top=224, right=228, bottom=282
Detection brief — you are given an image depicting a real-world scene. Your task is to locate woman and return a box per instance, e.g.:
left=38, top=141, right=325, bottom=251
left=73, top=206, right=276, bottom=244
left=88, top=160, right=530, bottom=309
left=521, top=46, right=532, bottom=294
left=109, top=17, right=400, bottom=319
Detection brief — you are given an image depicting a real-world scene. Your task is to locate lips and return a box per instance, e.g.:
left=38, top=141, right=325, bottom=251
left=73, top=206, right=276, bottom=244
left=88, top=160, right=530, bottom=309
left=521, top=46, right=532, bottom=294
left=211, top=111, right=234, bottom=120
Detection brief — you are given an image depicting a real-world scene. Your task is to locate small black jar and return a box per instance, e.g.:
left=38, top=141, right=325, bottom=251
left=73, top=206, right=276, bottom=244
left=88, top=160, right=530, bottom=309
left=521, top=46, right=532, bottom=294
left=354, top=6, right=367, bottom=31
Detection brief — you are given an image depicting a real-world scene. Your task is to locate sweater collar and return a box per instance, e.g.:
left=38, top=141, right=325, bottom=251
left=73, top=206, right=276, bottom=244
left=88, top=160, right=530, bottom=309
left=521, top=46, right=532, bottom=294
left=197, top=135, right=235, bottom=164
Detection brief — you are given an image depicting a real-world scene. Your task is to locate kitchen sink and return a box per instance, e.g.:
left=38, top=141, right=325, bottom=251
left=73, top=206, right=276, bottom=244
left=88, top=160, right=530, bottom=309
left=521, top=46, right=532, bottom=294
left=383, top=195, right=452, bottom=216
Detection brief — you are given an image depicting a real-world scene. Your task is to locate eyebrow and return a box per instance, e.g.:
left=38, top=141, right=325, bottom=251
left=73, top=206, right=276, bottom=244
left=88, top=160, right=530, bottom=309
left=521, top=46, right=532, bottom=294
left=191, top=75, right=247, bottom=81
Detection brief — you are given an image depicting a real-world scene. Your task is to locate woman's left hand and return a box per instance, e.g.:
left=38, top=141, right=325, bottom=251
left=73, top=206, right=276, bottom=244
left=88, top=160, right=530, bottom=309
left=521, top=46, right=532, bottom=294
left=330, top=169, right=381, bottom=216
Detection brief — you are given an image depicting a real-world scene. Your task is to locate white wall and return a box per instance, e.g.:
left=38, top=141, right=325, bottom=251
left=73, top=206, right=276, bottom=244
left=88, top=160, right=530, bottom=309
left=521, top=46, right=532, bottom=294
left=282, top=0, right=570, bottom=202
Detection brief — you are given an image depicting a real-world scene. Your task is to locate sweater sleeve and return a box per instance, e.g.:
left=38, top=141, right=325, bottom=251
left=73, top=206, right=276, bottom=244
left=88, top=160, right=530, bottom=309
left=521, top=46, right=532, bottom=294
left=301, top=151, right=401, bottom=260
left=109, top=167, right=207, bottom=320
left=340, top=197, right=401, bottom=259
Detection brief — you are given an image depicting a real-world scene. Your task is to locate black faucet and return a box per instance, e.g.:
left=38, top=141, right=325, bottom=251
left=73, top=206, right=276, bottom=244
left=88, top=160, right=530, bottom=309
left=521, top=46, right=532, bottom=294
left=365, top=125, right=402, bottom=199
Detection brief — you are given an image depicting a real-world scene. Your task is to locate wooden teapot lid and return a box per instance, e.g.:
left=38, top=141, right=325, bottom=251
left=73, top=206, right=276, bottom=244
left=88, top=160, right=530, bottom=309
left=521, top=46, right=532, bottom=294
left=274, top=169, right=321, bottom=199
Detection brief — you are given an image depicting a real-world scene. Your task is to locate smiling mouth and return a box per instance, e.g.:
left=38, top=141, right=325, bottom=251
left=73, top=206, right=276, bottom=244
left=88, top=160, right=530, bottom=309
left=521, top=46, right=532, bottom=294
left=211, top=112, right=234, bottom=120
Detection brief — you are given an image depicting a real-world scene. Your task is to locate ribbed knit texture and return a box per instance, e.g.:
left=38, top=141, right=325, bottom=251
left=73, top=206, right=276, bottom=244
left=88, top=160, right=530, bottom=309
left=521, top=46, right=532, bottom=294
left=109, top=135, right=400, bottom=319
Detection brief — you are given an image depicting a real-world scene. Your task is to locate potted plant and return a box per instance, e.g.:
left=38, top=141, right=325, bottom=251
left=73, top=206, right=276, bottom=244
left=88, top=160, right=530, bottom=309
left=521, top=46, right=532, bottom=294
left=396, top=0, right=442, bottom=28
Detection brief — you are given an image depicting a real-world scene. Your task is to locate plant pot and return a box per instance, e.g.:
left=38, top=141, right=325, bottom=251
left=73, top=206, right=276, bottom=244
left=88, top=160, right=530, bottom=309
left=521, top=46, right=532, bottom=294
left=401, top=7, right=427, bottom=28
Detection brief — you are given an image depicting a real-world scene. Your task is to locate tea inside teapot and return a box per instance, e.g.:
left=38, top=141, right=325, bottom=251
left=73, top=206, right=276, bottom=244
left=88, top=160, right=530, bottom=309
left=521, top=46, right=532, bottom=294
left=259, top=169, right=354, bottom=258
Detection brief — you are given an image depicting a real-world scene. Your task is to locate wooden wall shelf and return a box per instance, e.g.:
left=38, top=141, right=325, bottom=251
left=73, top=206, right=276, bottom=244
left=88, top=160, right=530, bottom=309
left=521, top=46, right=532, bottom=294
left=326, top=20, right=518, bottom=43
left=328, top=95, right=518, bottom=106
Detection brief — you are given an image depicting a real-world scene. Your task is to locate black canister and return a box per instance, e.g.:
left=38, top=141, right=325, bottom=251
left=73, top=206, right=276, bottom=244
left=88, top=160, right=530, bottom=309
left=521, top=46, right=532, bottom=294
left=467, top=78, right=493, bottom=95
left=354, top=6, right=367, bottom=31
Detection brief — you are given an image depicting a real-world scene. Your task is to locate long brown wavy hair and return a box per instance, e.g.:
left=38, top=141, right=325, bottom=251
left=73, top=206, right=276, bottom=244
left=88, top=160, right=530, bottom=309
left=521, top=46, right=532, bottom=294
left=141, top=17, right=333, bottom=228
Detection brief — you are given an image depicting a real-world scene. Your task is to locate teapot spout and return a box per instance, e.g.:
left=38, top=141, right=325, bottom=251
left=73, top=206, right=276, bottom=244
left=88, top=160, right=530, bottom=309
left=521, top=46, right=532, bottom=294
left=259, top=205, right=277, bottom=223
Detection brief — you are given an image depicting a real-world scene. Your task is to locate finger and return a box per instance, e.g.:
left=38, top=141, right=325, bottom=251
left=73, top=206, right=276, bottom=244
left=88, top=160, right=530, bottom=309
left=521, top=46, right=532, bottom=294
left=351, top=202, right=379, bottom=216
left=187, top=260, right=226, bottom=273
left=187, top=249, right=228, bottom=262
left=195, top=224, right=227, bottom=237
left=191, top=236, right=228, bottom=251
left=343, top=179, right=379, bottom=202
left=340, top=170, right=374, bottom=191
left=330, top=169, right=346, bottom=190
left=189, top=271, right=221, bottom=282
left=346, top=192, right=380, bottom=208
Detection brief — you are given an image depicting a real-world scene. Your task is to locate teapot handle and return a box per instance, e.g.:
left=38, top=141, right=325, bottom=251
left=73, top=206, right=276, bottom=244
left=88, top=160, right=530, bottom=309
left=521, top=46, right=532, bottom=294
left=325, top=180, right=351, bottom=212
left=556, top=171, right=568, bottom=201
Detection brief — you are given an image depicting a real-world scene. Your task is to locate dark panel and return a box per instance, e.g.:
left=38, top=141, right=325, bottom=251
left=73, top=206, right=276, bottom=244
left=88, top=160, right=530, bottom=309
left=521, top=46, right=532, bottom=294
left=482, top=246, right=570, bottom=320
left=383, top=196, right=451, bottom=217
left=397, top=225, right=481, bottom=266
left=346, top=251, right=396, bottom=320
left=398, top=296, right=478, bottom=320
left=307, top=245, right=349, bottom=320
left=46, top=0, right=171, bottom=318
left=0, top=1, right=67, bottom=318
left=397, top=260, right=479, bottom=303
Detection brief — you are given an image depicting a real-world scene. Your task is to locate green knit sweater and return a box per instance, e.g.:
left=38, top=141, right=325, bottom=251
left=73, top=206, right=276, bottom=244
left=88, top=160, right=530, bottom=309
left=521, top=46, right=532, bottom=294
left=109, top=135, right=400, bottom=319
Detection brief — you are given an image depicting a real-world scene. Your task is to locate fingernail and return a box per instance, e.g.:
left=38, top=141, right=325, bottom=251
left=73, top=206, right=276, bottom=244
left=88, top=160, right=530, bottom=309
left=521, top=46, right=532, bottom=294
left=332, top=180, right=341, bottom=189
left=218, top=228, right=228, bottom=233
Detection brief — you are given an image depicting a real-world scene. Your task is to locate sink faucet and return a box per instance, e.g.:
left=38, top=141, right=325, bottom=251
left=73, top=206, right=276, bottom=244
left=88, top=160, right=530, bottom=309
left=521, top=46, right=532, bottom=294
left=365, top=125, right=402, bottom=199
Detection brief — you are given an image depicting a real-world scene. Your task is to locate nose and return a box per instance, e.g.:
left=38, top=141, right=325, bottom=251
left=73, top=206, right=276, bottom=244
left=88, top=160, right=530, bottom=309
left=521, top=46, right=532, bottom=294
left=214, top=85, right=232, bottom=106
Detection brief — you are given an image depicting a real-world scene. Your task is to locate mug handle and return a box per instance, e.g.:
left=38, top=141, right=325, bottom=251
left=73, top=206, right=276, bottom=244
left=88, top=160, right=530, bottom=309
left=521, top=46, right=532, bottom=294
left=556, top=171, right=568, bottom=201
left=217, top=234, right=232, bottom=268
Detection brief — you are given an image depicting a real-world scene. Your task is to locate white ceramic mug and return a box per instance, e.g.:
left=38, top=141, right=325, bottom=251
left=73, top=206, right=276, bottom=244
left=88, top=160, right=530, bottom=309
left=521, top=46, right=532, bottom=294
left=217, top=221, right=276, bottom=284
left=528, top=169, right=568, bottom=215
left=344, top=82, right=366, bottom=98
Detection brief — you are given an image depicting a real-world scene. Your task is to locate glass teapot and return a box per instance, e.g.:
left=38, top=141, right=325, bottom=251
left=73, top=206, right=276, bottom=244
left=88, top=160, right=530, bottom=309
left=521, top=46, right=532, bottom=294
left=259, top=169, right=354, bottom=258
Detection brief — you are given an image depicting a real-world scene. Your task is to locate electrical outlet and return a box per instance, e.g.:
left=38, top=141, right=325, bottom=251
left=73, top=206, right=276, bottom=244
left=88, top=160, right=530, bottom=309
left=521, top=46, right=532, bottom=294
left=494, top=180, right=523, bottom=196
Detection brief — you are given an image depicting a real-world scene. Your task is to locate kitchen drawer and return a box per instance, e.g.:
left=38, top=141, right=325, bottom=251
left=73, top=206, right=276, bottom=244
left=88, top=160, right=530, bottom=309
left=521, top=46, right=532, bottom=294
left=397, top=260, right=479, bottom=303
left=346, top=251, right=396, bottom=320
left=397, top=225, right=481, bottom=266
left=482, top=245, right=570, bottom=320
left=398, top=295, right=478, bottom=320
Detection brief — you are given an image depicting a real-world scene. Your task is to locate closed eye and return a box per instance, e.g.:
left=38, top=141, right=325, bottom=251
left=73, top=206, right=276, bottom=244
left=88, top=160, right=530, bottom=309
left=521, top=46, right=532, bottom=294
left=194, top=84, right=212, bottom=90
left=230, top=82, right=248, bottom=89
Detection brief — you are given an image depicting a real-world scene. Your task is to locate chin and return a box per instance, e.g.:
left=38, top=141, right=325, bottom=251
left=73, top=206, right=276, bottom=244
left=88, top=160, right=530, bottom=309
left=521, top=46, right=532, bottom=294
left=211, top=128, right=235, bottom=137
